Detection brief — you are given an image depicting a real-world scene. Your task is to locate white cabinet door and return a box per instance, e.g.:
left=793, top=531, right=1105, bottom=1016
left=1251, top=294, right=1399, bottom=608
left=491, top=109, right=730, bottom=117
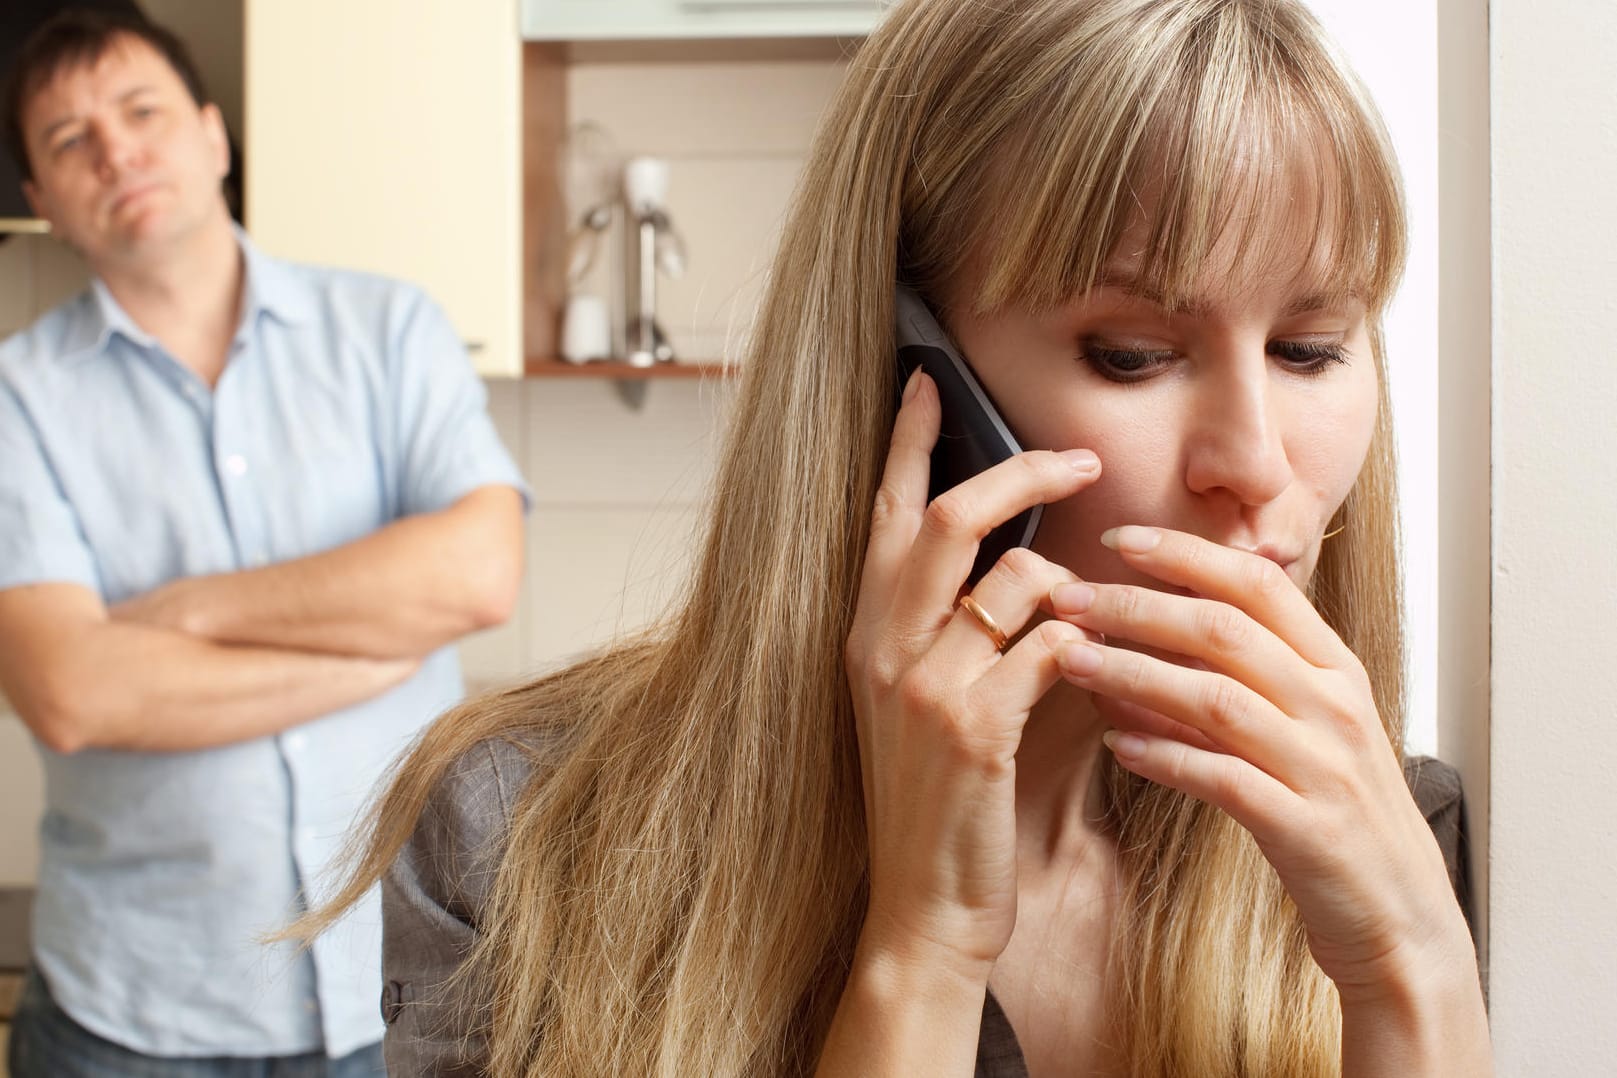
left=523, top=0, right=887, bottom=41
left=244, top=0, right=523, bottom=377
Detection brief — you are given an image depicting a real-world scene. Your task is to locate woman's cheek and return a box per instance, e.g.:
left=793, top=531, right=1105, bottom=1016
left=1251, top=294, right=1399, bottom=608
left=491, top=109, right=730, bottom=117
left=1031, top=456, right=1178, bottom=585
left=1294, top=373, right=1380, bottom=508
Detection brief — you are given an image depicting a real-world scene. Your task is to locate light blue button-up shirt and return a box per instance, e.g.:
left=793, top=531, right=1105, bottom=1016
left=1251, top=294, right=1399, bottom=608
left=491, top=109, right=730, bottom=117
left=0, top=230, right=529, bottom=1059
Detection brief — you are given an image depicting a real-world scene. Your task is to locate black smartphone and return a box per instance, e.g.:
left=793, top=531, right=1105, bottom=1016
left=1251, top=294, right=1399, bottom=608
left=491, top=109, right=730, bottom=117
left=894, top=282, right=1041, bottom=585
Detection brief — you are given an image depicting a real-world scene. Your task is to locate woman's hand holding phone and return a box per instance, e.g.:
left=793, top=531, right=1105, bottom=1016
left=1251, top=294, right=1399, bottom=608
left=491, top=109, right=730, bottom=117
left=841, top=370, right=1100, bottom=990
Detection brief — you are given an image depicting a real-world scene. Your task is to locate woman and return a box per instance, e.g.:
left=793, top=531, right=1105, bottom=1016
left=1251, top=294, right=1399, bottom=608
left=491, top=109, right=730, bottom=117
left=303, top=0, right=1490, bottom=1073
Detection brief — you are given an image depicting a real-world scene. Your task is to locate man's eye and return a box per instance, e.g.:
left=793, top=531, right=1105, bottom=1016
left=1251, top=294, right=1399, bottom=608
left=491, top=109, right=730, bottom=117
left=53, top=135, right=83, bottom=154
left=1078, top=344, right=1174, bottom=383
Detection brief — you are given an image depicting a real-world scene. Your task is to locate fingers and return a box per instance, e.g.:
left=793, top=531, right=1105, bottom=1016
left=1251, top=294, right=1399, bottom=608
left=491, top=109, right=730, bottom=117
left=890, top=448, right=1100, bottom=636
left=1049, top=579, right=1320, bottom=716
left=1091, top=696, right=1226, bottom=754
left=1101, top=729, right=1297, bottom=846
left=857, top=371, right=943, bottom=618
left=962, top=618, right=1092, bottom=739
left=1097, top=526, right=1355, bottom=670
left=1058, top=639, right=1304, bottom=778
left=939, top=546, right=1097, bottom=663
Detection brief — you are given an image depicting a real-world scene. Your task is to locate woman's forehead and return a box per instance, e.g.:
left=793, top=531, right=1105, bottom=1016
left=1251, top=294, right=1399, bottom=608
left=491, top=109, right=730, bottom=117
left=1097, top=172, right=1364, bottom=310
left=966, top=141, right=1371, bottom=315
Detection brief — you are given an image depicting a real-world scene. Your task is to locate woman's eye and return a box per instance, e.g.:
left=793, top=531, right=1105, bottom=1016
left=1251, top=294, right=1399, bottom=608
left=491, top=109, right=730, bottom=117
left=1270, top=340, right=1349, bottom=374
left=1077, top=339, right=1351, bottom=382
left=1078, top=344, right=1175, bottom=382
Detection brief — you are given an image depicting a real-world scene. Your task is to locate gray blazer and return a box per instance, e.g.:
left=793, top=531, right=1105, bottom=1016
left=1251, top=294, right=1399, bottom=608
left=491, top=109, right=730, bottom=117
left=380, top=734, right=1468, bottom=1077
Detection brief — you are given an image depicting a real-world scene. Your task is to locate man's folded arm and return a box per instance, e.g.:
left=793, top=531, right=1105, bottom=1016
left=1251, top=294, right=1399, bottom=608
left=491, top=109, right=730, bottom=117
left=0, top=582, right=419, bottom=755
left=111, top=484, right=524, bottom=661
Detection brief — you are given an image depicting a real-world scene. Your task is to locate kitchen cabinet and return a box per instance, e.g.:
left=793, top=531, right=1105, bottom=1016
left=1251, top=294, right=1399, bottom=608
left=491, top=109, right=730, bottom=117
left=244, top=0, right=526, bottom=377
left=522, top=0, right=888, bottom=42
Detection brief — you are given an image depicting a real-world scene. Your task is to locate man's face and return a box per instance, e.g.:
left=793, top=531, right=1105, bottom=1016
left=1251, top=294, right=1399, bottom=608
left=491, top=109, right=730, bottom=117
left=20, top=34, right=228, bottom=267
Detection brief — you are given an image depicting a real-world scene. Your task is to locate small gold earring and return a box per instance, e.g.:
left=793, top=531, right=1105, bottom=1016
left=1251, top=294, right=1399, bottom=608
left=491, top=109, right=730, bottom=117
left=1322, top=518, right=1346, bottom=540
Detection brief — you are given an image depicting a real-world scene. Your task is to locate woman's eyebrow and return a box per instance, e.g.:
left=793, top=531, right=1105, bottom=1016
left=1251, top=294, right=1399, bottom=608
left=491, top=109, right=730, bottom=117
left=1091, top=270, right=1362, bottom=317
left=1282, top=291, right=1363, bottom=316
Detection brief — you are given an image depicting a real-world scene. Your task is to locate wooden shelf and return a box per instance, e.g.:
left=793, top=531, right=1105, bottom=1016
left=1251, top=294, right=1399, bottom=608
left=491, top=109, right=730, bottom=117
left=522, top=357, right=738, bottom=379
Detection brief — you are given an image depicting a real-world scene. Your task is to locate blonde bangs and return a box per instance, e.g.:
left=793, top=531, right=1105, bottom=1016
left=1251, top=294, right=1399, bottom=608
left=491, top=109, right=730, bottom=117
left=908, top=0, right=1407, bottom=322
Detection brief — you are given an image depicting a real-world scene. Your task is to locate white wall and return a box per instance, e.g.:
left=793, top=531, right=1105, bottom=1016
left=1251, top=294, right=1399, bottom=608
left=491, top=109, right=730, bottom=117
left=1488, top=0, right=1617, bottom=1069
left=1306, top=0, right=1442, bottom=759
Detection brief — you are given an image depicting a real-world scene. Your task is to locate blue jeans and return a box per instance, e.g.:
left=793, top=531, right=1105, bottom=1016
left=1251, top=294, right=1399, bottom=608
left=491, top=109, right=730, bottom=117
left=7, top=968, right=386, bottom=1078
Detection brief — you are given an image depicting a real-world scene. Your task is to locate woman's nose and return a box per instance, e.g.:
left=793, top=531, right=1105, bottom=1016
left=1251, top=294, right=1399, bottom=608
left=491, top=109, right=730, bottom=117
left=1182, top=361, right=1294, bottom=507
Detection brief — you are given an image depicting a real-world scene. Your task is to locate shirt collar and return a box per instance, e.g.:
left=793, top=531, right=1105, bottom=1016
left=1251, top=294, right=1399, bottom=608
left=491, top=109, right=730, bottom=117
left=86, top=276, right=155, bottom=353
left=77, top=225, right=316, bottom=357
left=235, top=224, right=317, bottom=328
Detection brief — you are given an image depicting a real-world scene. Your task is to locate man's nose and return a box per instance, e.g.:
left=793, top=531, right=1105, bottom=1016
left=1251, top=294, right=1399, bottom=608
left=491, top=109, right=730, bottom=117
left=1182, top=357, right=1294, bottom=507
left=92, top=120, right=143, bottom=180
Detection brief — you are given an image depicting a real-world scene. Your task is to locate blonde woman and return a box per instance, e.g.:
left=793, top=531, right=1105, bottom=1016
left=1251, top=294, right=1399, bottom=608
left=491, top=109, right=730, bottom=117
left=303, top=0, right=1491, bottom=1073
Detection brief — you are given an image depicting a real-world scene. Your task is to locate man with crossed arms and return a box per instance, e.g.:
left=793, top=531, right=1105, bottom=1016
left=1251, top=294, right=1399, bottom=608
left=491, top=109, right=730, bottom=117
left=0, top=10, right=527, bottom=1075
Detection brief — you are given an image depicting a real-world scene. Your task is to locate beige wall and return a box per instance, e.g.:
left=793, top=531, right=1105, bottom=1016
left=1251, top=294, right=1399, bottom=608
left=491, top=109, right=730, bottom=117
left=0, top=58, right=843, bottom=885
left=0, top=236, right=86, bottom=887
left=1488, top=0, right=1617, bottom=1069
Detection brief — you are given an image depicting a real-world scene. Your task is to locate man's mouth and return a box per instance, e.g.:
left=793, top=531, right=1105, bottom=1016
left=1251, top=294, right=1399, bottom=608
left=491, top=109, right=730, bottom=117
left=109, top=183, right=161, bottom=214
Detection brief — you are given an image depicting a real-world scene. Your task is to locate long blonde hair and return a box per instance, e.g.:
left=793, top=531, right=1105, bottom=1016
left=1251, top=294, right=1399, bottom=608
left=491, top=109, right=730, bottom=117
left=305, top=1, right=1408, bottom=1074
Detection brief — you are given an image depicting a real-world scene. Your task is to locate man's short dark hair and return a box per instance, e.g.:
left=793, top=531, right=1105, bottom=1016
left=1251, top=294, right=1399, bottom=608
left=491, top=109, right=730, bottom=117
left=2, top=8, right=211, bottom=183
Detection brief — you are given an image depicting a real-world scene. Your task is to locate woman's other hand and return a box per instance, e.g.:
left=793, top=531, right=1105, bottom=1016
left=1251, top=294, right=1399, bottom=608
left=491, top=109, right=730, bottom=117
left=1049, top=526, right=1482, bottom=1012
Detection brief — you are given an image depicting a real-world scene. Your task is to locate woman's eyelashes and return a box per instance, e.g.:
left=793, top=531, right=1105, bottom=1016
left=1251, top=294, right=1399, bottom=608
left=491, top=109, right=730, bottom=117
left=1077, top=338, right=1351, bottom=383
left=1080, top=344, right=1173, bottom=381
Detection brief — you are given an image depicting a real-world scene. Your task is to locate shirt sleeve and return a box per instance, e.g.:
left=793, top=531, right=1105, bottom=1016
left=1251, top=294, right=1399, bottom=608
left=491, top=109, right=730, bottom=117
left=0, top=378, right=101, bottom=595
left=1404, top=755, right=1471, bottom=927
left=387, top=288, right=531, bottom=520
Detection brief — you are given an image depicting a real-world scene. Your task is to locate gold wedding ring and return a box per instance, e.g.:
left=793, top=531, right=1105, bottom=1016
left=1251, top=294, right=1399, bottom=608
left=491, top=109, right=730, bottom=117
left=957, top=594, right=1010, bottom=651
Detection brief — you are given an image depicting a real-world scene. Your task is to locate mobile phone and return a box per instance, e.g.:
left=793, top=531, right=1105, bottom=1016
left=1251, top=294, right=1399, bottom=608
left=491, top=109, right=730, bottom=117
left=894, top=282, right=1041, bottom=585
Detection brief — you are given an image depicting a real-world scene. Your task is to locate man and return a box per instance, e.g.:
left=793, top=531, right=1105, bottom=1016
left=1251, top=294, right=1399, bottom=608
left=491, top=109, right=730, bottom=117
left=0, top=10, right=528, bottom=1076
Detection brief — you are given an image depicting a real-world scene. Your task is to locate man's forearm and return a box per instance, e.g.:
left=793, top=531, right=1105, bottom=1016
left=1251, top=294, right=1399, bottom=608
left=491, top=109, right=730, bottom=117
left=36, top=619, right=418, bottom=754
left=115, top=486, right=524, bottom=660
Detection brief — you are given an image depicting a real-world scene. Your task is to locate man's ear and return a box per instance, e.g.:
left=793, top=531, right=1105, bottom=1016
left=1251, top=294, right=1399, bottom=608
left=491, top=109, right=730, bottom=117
left=201, top=102, right=230, bottom=180
left=22, top=178, right=51, bottom=225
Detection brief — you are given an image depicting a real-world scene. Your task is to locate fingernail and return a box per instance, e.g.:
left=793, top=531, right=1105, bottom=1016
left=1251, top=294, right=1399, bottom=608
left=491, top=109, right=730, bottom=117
left=902, top=369, right=922, bottom=403
left=1050, top=582, right=1095, bottom=614
left=1060, top=641, right=1103, bottom=677
left=1060, top=448, right=1100, bottom=474
left=1100, top=525, right=1160, bottom=553
left=1102, top=729, right=1148, bottom=758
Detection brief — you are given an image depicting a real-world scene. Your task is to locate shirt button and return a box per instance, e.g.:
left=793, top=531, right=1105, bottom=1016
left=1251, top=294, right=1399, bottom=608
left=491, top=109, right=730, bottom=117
left=224, top=453, right=248, bottom=477
left=284, top=731, right=307, bottom=753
